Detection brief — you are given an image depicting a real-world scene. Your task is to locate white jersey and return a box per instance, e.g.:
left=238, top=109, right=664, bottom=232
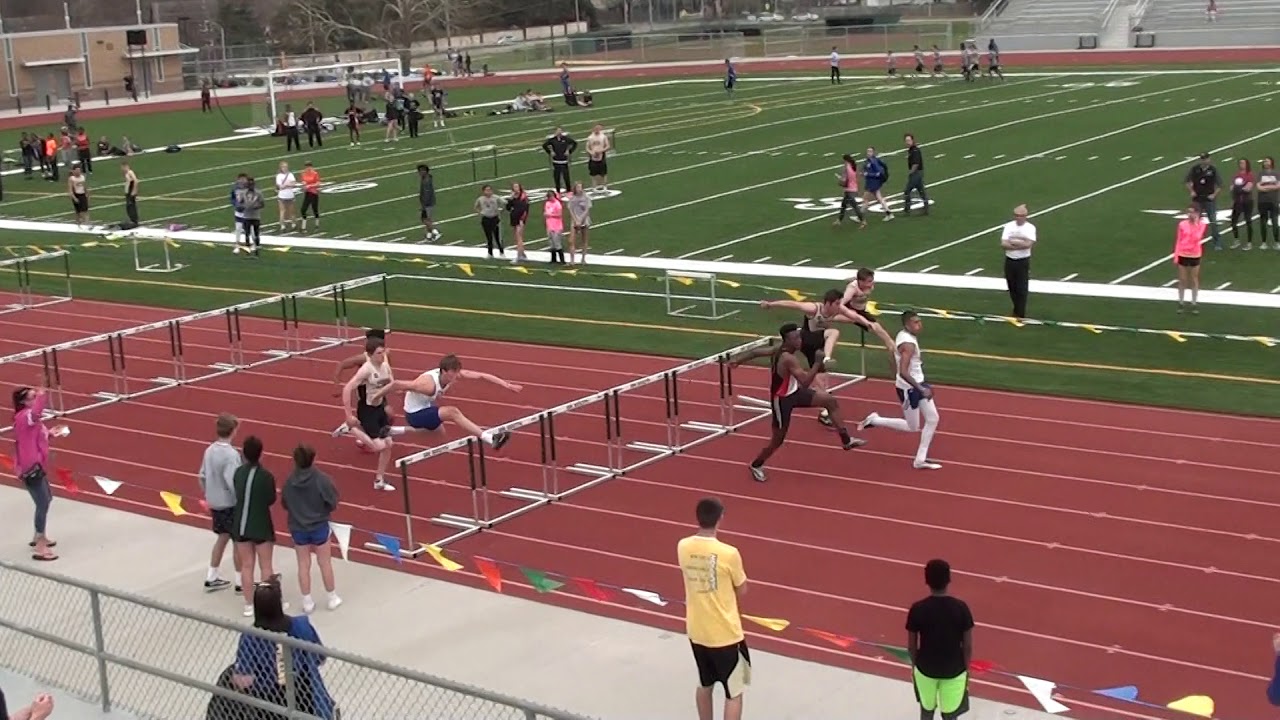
left=361, top=359, right=393, bottom=406
left=404, top=369, right=446, bottom=414
left=276, top=172, right=296, bottom=200
left=893, top=329, right=925, bottom=391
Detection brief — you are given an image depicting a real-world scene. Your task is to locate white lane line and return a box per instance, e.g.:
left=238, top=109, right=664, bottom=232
left=920, top=264, right=939, bottom=273
left=1216, top=282, right=1233, bottom=290
left=752, top=256, right=772, bottom=263
left=1060, top=273, right=1079, bottom=281
left=640, top=249, right=661, bottom=257
left=965, top=267, right=984, bottom=276
left=792, top=258, right=812, bottom=266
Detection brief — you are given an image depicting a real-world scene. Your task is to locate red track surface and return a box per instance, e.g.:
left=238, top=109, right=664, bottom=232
left=3, top=299, right=1279, bottom=720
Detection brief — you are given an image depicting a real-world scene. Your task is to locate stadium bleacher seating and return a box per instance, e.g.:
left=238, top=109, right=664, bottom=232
left=983, top=0, right=1112, bottom=39
left=1137, top=0, right=1273, bottom=31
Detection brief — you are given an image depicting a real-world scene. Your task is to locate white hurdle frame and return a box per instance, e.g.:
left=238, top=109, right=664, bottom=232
left=0, top=251, right=72, bottom=315
left=664, top=269, right=738, bottom=321
left=132, top=236, right=184, bottom=273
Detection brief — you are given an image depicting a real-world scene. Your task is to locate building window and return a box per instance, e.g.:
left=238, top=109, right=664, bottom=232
left=3, top=39, right=14, bottom=97
left=80, top=32, right=92, bottom=88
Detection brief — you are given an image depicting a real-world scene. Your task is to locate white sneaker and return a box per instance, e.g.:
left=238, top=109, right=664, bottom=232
left=302, top=598, right=316, bottom=614
left=243, top=604, right=253, bottom=617
left=749, top=464, right=766, bottom=483
left=913, top=460, right=942, bottom=470
left=327, top=595, right=343, bottom=611
left=331, top=423, right=350, bottom=438
left=858, top=413, right=880, bottom=431
left=374, top=479, right=396, bottom=492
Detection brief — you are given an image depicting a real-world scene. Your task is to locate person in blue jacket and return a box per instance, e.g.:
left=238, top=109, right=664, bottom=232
left=1268, top=633, right=1280, bottom=706
left=231, top=579, right=337, bottom=719
left=862, top=147, right=894, bottom=222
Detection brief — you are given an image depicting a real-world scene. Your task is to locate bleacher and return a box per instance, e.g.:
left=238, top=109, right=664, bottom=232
left=982, top=0, right=1115, bottom=50
left=1134, top=0, right=1280, bottom=46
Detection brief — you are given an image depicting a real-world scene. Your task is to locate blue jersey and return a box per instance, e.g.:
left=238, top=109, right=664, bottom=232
left=864, top=157, right=888, bottom=182
left=234, top=616, right=336, bottom=719
left=560, top=69, right=571, bottom=93
left=726, top=65, right=737, bottom=83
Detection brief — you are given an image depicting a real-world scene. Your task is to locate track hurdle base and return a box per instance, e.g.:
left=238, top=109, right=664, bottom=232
left=132, top=237, right=184, bottom=274
left=664, top=270, right=738, bottom=321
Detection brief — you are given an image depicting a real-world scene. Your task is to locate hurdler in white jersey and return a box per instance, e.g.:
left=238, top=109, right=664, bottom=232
left=857, top=311, right=942, bottom=470
left=369, top=354, right=520, bottom=450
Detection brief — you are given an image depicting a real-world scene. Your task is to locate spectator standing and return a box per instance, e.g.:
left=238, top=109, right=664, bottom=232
left=544, top=191, right=566, bottom=264
left=418, top=164, right=439, bottom=242
left=122, top=162, right=140, bottom=228
left=475, top=184, right=504, bottom=258
left=232, top=580, right=338, bottom=719
left=301, top=102, right=324, bottom=148
left=829, top=47, right=841, bottom=84
left=1173, top=205, right=1206, bottom=314
left=0, top=687, right=55, bottom=720
left=238, top=177, right=265, bottom=257
left=903, top=133, right=929, bottom=216
left=12, top=385, right=59, bottom=561
left=232, top=435, right=278, bottom=617
left=1257, top=157, right=1280, bottom=250
left=1185, top=152, right=1223, bottom=250
left=281, top=444, right=342, bottom=614
left=283, top=105, right=301, bottom=151
left=907, top=559, right=975, bottom=720
left=678, top=497, right=750, bottom=720
left=1229, top=158, right=1256, bottom=249
left=201, top=81, right=212, bottom=112
left=506, top=182, right=530, bottom=263
left=198, top=412, right=242, bottom=593
left=1000, top=204, right=1036, bottom=319
left=542, top=127, right=577, bottom=193
left=567, top=182, right=593, bottom=265
left=833, top=153, right=866, bottom=228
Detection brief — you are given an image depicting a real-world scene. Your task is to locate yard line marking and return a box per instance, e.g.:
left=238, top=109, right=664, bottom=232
left=446, top=239, right=464, bottom=246
left=713, top=254, right=734, bottom=261
left=334, top=233, right=352, bottom=239
left=604, top=248, right=625, bottom=255
left=834, top=260, right=854, bottom=268
left=1271, top=285, right=1280, bottom=294
left=1055, top=156, right=1067, bottom=160
left=1216, top=282, right=1233, bottom=290
left=683, top=76, right=1251, bottom=262
left=920, top=265, right=939, bottom=273
left=935, top=153, right=947, bottom=158
left=1163, top=279, right=1179, bottom=287
left=965, top=267, right=984, bottom=276
left=1119, top=156, right=1132, bottom=161
left=1087, top=156, right=1099, bottom=161
left=993, top=154, right=1006, bottom=159
left=1060, top=273, right=1079, bottom=281
left=640, top=250, right=661, bottom=257
left=792, top=258, right=811, bottom=266
left=1152, top=156, right=1164, bottom=161
left=964, top=154, right=976, bottom=159
left=880, top=86, right=1280, bottom=271
left=752, top=256, right=772, bottom=263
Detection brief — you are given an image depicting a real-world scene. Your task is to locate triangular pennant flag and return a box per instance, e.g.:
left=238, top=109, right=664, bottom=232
left=456, top=263, right=473, bottom=277
left=422, top=544, right=463, bottom=572
left=673, top=276, right=694, bottom=286
left=880, top=645, right=912, bottom=663
left=928, top=307, right=952, bottom=318
left=328, top=522, right=352, bottom=561
left=968, top=659, right=997, bottom=674
left=1165, top=695, right=1214, bottom=717
left=372, top=533, right=402, bottom=563
left=716, top=279, right=741, bottom=289
left=0, top=455, right=13, bottom=471
left=1166, top=331, right=1187, bottom=343
left=622, top=587, right=667, bottom=606
left=519, top=568, right=564, bottom=594
left=93, top=476, right=122, bottom=495
left=475, top=557, right=502, bottom=592
left=1094, top=686, right=1138, bottom=702
left=159, top=491, right=187, bottom=516
left=1081, top=324, right=1104, bottom=334
left=55, top=467, right=77, bottom=494
left=1251, top=336, right=1277, bottom=347
left=573, top=577, right=614, bottom=602
left=803, top=628, right=856, bottom=649
left=1004, top=316, right=1025, bottom=327
left=1017, top=675, right=1070, bottom=714
left=782, top=289, right=807, bottom=302
left=742, top=614, right=790, bottom=631
left=510, top=265, right=530, bottom=275
left=865, top=300, right=878, bottom=314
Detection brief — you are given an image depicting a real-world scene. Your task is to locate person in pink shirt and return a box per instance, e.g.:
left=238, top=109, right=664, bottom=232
left=12, top=385, right=56, bottom=561
left=833, top=154, right=867, bottom=228
left=544, top=191, right=565, bottom=264
left=1173, top=205, right=1207, bottom=314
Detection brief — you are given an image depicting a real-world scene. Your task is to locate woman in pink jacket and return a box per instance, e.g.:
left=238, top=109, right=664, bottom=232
left=1173, top=205, right=1207, bottom=314
left=544, top=191, right=565, bottom=264
left=12, top=386, right=56, bottom=560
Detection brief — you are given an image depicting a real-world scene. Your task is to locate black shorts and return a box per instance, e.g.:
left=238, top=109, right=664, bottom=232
left=849, top=305, right=878, bottom=324
left=588, top=158, right=608, bottom=177
left=915, top=63, right=924, bottom=73
left=420, top=205, right=435, bottom=222
left=799, top=329, right=826, bottom=367
left=72, top=193, right=88, bottom=212
left=691, top=641, right=751, bottom=698
left=1176, top=255, right=1201, bottom=267
left=989, top=64, right=1001, bottom=72
left=887, top=68, right=897, bottom=76
left=357, top=402, right=392, bottom=438
left=933, top=63, right=943, bottom=73
left=771, top=387, right=816, bottom=433
left=510, top=212, right=527, bottom=228
left=210, top=507, right=235, bottom=536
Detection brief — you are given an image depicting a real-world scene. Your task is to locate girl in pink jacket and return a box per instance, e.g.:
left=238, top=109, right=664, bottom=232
left=1173, top=205, right=1207, bottom=314
left=13, top=386, right=56, bottom=560
left=544, top=191, right=565, bottom=264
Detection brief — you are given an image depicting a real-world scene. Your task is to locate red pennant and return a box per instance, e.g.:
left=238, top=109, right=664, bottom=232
left=475, top=557, right=502, bottom=592
left=573, top=577, right=614, bottom=602
left=55, top=467, right=78, bottom=494
left=0, top=455, right=13, bottom=471
left=969, top=659, right=996, bottom=674
left=803, top=628, right=857, bottom=649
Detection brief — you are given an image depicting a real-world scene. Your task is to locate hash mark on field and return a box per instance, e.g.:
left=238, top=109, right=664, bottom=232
left=1152, top=156, right=1164, bottom=162
left=1215, top=282, right=1232, bottom=290
left=446, top=240, right=464, bottom=246
left=964, top=267, right=983, bottom=276
left=604, top=248, right=625, bottom=255
left=920, top=265, right=939, bottom=273
left=1055, top=156, right=1067, bottom=161
left=752, top=256, right=772, bottom=263
left=963, top=154, right=976, bottom=159
left=1163, top=98, right=1171, bottom=102
left=792, top=258, right=811, bottom=266
left=1119, top=155, right=1132, bottom=161
left=934, top=153, right=946, bottom=158
left=834, top=260, right=853, bottom=268
left=1163, top=279, right=1178, bottom=287
left=1271, top=285, right=1280, bottom=293
left=992, top=154, right=1006, bottom=159
left=1087, top=156, right=1099, bottom=161
left=334, top=233, right=352, bottom=239
left=712, top=254, right=734, bottom=261
left=1060, top=273, right=1078, bottom=281
left=824, top=152, right=836, bottom=157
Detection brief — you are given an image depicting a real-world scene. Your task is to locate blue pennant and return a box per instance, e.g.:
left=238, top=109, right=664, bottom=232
left=372, top=533, right=403, bottom=564
left=1095, top=686, right=1139, bottom=702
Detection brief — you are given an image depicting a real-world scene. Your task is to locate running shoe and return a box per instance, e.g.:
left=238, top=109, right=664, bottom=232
left=203, top=578, right=230, bottom=593
left=491, top=430, right=511, bottom=451
left=818, top=408, right=834, bottom=427
left=842, top=436, right=867, bottom=450
left=374, top=479, right=396, bottom=492
left=749, top=465, right=767, bottom=483
left=913, top=460, right=942, bottom=470
left=331, top=423, right=350, bottom=438
left=857, top=413, right=880, bottom=432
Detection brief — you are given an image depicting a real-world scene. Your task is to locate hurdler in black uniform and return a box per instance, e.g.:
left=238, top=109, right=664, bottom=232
left=301, top=103, right=324, bottom=147
left=541, top=128, right=577, bottom=193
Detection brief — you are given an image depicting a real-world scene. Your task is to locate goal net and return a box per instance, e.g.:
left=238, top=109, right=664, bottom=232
left=247, top=57, right=408, bottom=131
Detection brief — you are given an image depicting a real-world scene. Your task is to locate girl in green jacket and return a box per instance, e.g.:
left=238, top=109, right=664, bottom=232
left=232, top=436, right=278, bottom=617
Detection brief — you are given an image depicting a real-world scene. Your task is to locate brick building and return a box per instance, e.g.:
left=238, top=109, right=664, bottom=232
left=0, top=23, right=194, bottom=109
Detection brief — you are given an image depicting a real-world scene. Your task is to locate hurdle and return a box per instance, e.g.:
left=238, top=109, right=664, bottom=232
left=0, top=250, right=73, bottom=315
left=470, top=145, right=498, bottom=182
left=132, top=236, right=184, bottom=273
left=735, top=328, right=869, bottom=415
left=375, top=335, right=777, bottom=555
left=0, top=274, right=391, bottom=432
left=664, top=269, right=738, bottom=321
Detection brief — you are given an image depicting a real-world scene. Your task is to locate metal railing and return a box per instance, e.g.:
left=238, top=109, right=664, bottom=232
left=0, top=559, right=596, bottom=720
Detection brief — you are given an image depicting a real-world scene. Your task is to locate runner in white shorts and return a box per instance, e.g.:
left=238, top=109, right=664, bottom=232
left=857, top=311, right=942, bottom=470
left=369, top=354, right=521, bottom=450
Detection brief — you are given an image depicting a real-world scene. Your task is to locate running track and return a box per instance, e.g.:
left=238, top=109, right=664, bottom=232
left=1, top=299, right=1277, bottom=720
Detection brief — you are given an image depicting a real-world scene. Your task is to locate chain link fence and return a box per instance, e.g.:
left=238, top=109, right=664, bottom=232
left=0, top=560, right=596, bottom=720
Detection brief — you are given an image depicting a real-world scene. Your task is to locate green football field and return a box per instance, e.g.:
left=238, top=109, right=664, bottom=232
left=1, top=68, right=1278, bottom=415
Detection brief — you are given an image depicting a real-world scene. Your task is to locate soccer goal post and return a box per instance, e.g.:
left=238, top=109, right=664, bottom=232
left=253, top=57, right=407, bottom=130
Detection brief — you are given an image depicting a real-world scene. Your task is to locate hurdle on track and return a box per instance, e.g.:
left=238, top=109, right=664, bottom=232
left=370, top=335, right=867, bottom=556
left=470, top=145, right=498, bottom=182
left=0, top=251, right=73, bottom=316
left=663, top=269, right=738, bottom=321
left=735, top=329, right=869, bottom=414
left=132, top=236, right=184, bottom=273
left=0, top=274, right=391, bottom=432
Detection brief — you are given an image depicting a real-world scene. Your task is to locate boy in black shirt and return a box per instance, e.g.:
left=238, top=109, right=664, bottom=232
left=541, top=128, right=577, bottom=193
left=907, top=559, right=974, bottom=720
left=430, top=86, right=447, bottom=128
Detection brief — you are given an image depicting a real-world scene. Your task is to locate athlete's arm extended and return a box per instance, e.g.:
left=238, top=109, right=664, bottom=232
left=729, top=346, right=774, bottom=367
left=833, top=306, right=895, bottom=349
left=341, top=365, right=372, bottom=423
left=375, top=373, right=435, bottom=403
left=758, top=299, right=814, bottom=313
left=896, top=342, right=932, bottom=398
left=782, top=353, right=823, bottom=388
left=458, top=369, right=522, bottom=392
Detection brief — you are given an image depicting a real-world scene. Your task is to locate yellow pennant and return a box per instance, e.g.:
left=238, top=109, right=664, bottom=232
left=742, top=614, right=790, bottom=632
left=1251, top=336, right=1277, bottom=347
left=456, top=263, right=474, bottom=277
left=1003, top=317, right=1024, bottom=328
left=1080, top=325, right=1103, bottom=334
left=28, top=246, right=44, bottom=254
left=509, top=265, right=530, bottom=274
left=609, top=272, right=638, bottom=280
left=1165, top=695, right=1213, bottom=717
left=159, top=491, right=186, bottom=517
left=421, top=544, right=464, bottom=572
left=1165, top=332, right=1187, bottom=343
left=865, top=300, right=878, bottom=314
left=783, top=289, right=807, bottom=302
left=673, top=276, right=694, bottom=286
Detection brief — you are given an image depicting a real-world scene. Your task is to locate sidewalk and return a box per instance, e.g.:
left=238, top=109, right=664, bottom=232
left=0, top=486, right=1058, bottom=720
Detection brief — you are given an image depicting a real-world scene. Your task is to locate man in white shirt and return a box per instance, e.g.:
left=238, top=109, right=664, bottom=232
left=275, top=161, right=297, bottom=232
left=829, top=47, right=840, bottom=84
left=1000, top=204, right=1036, bottom=319
left=585, top=124, right=612, bottom=190
left=857, top=311, right=941, bottom=470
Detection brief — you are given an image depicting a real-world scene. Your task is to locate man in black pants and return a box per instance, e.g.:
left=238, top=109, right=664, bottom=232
left=1257, top=156, right=1280, bottom=250
left=541, top=127, right=577, bottom=193
left=1000, top=204, right=1036, bottom=319
left=301, top=102, right=324, bottom=147
left=122, top=162, right=139, bottom=227
left=903, top=133, right=929, bottom=216
left=406, top=94, right=422, bottom=138
left=283, top=104, right=301, bottom=151
left=1185, top=152, right=1223, bottom=250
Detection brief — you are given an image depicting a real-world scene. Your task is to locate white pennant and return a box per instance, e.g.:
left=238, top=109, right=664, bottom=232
left=1017, top=675, right=1070, bottom=714
left=621, top=588, right=668, bottom=606
left=329, top=522, right=352, bottom=561
left=93, top=475, right=122, bottom=495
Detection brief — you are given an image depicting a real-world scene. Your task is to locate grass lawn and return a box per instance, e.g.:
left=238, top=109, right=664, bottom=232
left=2, top=68, right=1278, bottom=416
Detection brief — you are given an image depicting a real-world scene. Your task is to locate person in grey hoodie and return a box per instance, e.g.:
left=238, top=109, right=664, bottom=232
left=198, top=413, right=243, bottom=593
left=237, top=176, right=266, bottom=257
left=281, top=444, right=342, bottom=614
